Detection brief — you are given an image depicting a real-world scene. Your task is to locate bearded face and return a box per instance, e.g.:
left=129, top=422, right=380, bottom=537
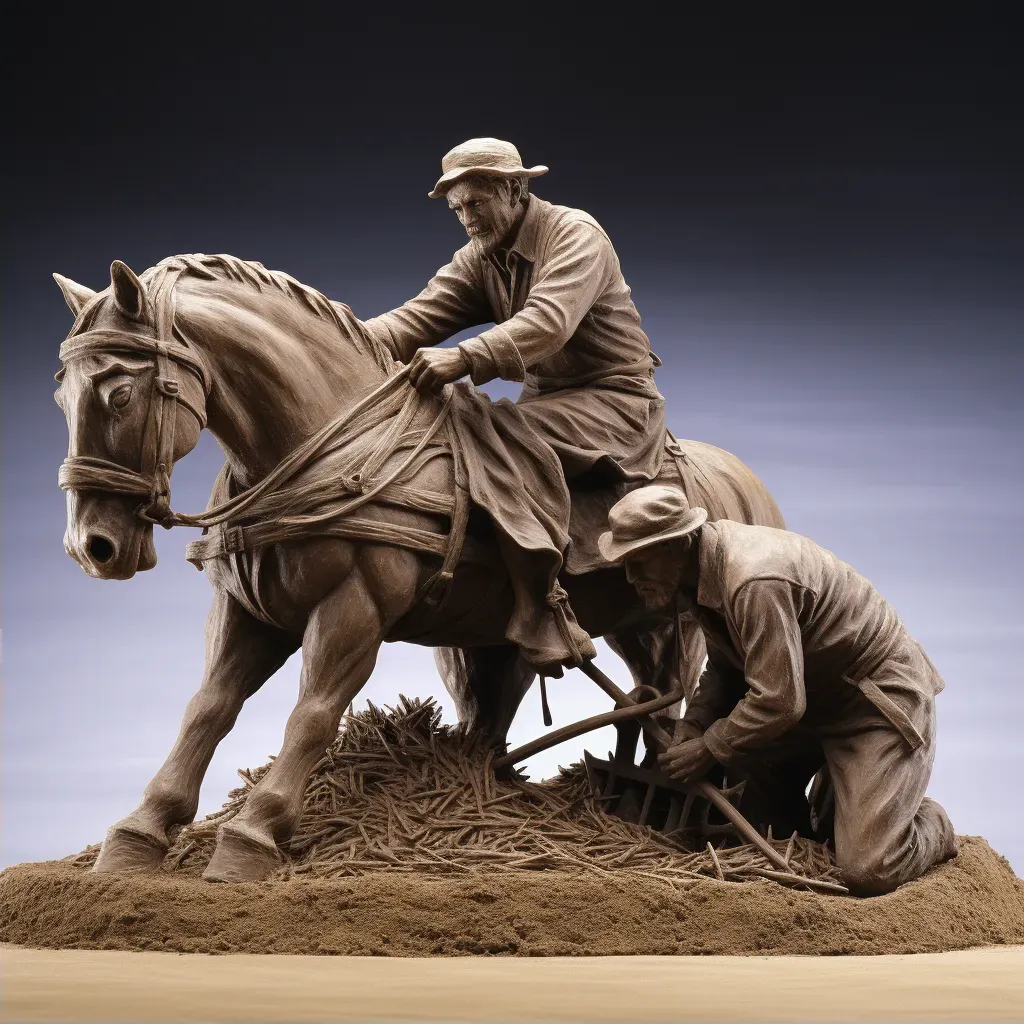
left=445, top=176, right=524, bottom=256
left=624, top=539, right=689, bottom=610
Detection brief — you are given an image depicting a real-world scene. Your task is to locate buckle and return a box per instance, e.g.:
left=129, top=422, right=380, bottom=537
left=220, top=525, right=246, bottom=555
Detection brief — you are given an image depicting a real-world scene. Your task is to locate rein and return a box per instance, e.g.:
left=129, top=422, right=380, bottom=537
left=57, top=267, right=464, bottom=606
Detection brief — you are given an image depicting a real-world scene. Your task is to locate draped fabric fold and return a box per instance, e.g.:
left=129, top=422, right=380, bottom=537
left=446, top=382, right=570, bottom=635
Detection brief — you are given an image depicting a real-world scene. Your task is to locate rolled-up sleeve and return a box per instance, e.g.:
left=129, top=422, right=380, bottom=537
left=362, top=246, right=491, bottom=363
left=702, top=580, right=809, bottom=764
left=459, top=217, right=616, bottom=382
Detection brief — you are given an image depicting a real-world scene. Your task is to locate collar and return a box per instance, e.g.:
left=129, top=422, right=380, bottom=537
left=502, top=195, right=548, bottom=262
left=695, top=522, right=724, bottom=611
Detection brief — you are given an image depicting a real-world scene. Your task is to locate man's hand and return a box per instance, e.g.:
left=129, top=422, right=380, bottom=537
left=658, top=736, right=716, bottom=785
left=407, top=347, right=469, bottom=393
left=673, top=719, right=704, bottom=744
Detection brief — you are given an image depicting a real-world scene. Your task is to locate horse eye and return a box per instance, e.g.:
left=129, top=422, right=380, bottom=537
left=110, top=384, right=133, bottom=410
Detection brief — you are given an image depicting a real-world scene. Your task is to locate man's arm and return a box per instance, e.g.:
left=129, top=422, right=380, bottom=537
left=458, top=216, right=617, bottom=384
left=680, top=651, right=746, bottom=735
left=362, top=246, right=492, bottom=363
left=701, top=579, right=809, bottom=765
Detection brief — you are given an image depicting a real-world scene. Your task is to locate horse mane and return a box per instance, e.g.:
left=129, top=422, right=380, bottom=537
left=67, top=253, right=392, bottom=373
left=148, top=253, right=336, bottom=321
left=151, top=254, right=395, bottom=372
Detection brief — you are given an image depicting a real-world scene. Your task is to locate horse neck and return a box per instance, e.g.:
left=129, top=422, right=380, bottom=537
left=175, top=280, right=388, bottom=487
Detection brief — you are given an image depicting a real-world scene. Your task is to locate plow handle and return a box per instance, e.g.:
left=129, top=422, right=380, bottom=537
left=576, top=659, right=792, bottom=874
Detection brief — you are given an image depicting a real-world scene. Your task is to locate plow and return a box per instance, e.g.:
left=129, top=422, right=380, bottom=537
left=495, top=660, right=848, bottom=895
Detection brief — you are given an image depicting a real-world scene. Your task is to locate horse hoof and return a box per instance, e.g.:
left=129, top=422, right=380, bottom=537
left=202, top=821, right=281, bottom=883
left=93, top=824, right=168, bottom=873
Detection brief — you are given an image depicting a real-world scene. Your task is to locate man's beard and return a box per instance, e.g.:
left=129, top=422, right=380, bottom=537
left=636, top=584, right=673, bottom=609
left=468, top=230, right=496, bottom=256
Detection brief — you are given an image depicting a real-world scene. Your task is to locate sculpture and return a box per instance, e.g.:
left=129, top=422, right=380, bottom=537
left=52, top=251, right=782, bottom=883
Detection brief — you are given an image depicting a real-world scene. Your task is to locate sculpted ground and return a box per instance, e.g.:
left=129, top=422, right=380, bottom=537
left=3, top=700, right=1022, bottom=958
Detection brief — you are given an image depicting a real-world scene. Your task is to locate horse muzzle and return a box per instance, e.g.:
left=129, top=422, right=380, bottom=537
left=65, top=495, right=158, bottom=579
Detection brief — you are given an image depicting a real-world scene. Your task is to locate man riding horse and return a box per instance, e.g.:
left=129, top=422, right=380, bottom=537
left=363, top=138, right=666, bottom=675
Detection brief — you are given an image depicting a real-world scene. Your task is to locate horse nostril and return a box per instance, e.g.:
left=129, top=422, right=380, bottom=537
left=87, top=535, right=116, bottom=564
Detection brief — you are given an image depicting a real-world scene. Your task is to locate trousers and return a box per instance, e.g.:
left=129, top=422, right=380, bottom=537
left=726, top=638, right=957, bottom=896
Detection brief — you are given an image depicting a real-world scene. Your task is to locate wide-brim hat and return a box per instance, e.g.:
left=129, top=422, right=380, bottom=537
left=598, top=485, right=708, bottom=564
left=428, top=138, right=548, bottom=199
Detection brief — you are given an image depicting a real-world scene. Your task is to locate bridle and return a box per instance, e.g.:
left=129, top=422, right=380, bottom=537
left=55, top=264, right=448, bottom=550
left=57, top=266, right=212, bottom=527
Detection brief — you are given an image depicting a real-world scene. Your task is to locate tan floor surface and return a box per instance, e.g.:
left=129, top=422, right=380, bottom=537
left=2, top=944, right=1023, bottom=1022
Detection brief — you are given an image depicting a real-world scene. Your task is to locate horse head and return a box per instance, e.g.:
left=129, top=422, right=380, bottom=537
left=54, top=261, right=208, bottom=579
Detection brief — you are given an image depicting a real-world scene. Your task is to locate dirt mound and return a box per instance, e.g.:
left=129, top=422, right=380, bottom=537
left=2, top=698, right=1022, bottom=956
left=3, top=837, right=1023, bottom=955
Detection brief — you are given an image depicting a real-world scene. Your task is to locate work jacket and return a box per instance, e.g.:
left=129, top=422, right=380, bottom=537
left=680, top=520, right=944, bottom=764
left=362, top=195, right=666, bottom=484
left=364, top=195, right=661, bottom=395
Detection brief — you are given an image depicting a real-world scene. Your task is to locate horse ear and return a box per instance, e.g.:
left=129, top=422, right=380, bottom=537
left=53, top=273, right=96, bottom=316
left=110, top=260, right=148, bottom=321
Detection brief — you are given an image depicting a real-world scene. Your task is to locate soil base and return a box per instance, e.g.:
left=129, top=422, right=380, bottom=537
left=2, top=835, right=1022, bottom=956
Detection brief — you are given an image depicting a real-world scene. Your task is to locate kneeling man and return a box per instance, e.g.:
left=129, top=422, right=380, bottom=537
left=598, top=485, right=957, bottom=895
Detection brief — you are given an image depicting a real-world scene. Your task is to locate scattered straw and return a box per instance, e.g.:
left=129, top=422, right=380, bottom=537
left=67, top=696, right=844, bottom=892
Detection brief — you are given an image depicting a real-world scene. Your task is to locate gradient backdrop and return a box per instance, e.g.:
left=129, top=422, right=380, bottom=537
left=3, top=12, right=1021, bottom=873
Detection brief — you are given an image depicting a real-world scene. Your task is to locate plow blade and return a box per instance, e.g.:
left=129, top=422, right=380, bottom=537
left=584, top=749, right=746, bottom=843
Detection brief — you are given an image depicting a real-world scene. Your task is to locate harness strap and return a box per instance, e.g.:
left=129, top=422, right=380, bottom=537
left=184, top=514, right=449, bottom=566
left=666, top=430, right=701, bottom=508
left=141, top=267, right=185, bottom=523
left=356, top=383, right=421, bottom=483
left=420, top=420, right=471, bottom=608
left=58, top=330, right=212, bottom=395
left=58, top=457, right=154, bottom=496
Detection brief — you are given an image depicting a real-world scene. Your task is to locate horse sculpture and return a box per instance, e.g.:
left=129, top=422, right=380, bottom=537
left=53, top=254, right=785, bottom=883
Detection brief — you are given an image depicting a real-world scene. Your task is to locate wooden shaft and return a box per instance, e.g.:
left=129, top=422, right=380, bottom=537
left=742, top=867, right=849, bottom=895
left=576, top=660, right=793, bottom=874
left=576, top=660, right=675, bottom=746
left=493, top=689, right=685, bottom=769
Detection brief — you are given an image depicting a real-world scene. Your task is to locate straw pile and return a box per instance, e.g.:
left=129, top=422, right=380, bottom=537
left=67, top=696, right=843, bottom=891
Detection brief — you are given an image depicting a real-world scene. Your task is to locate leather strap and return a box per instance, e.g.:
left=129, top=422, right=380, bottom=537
left=665, top=430, right=701, bottom=507
left=420, top=421, right=470, bottom=608
left=185, top=514, right=450, bottom=567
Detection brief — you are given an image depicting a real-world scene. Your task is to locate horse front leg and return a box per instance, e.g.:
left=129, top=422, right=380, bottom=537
left=93, top=590, right=299, bottom=872
left=203, top=567, right=387, bottom=882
